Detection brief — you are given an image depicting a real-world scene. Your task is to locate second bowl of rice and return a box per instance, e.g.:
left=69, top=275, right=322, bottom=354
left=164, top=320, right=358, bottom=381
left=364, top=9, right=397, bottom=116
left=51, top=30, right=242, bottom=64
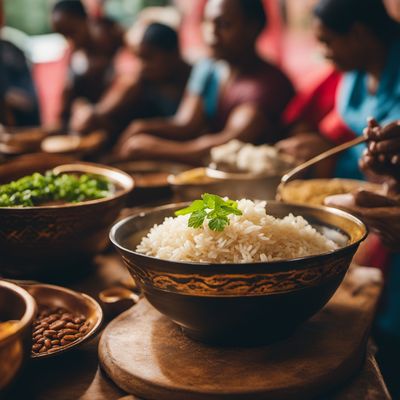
left=110, top=199, right=366, bottom=345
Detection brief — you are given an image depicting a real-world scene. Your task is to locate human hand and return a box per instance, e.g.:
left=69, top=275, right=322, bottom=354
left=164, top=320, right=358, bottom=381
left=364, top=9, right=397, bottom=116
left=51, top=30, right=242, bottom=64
left=276, top=132, right=333, bottom=162
left=70, top=100, right=96, bottom=134
left=113, top=133, right=158, bottom=161
left=5, top=89, right=34, bottom=111
left=325, top=189, right=400, bottom=251
left=360, top=118, right=400, bottom=181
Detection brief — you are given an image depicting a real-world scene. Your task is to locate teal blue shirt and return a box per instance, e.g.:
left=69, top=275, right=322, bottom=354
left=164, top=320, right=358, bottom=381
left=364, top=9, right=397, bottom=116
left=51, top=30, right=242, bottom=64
left=336, top=40, right=400, bottom=180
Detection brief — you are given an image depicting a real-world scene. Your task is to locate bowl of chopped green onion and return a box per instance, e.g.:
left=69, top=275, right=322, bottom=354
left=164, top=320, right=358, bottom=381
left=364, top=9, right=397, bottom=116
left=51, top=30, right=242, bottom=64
left=0, top=159, right=134, bottom=279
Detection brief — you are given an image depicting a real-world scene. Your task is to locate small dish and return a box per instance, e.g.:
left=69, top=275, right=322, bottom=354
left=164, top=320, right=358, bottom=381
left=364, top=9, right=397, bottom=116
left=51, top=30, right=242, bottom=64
left=21, top=283, right=103, bottom=359
left=41, top=130, right=106, bottom=155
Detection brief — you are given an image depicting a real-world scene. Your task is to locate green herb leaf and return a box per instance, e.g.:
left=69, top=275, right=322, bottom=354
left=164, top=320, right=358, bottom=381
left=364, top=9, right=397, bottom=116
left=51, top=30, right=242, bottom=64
left=188, top=209, right=207, bottom=228
left=174, top=199, right=204, bottom=216
left=174, top=193, right=242, bottom=232
left=208, top=216, right=229, bottom=231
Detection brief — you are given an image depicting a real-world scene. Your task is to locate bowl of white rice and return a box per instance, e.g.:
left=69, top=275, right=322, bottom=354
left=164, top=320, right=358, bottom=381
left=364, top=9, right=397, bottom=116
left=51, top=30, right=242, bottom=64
left=110, top=198, right=367, bottom=345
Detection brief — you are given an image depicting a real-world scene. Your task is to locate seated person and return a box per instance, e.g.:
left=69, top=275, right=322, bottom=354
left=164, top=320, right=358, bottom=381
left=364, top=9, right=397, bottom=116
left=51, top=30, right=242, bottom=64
left=113, top=0, right=294, bottom=164
left=277, top=0, right=400, bottom=180
left=0, top=0, right=40, bottom=126
left=325, top=118, right=400, bottom=397
left=51, top=0, right=123, bottom=128
left=70, top=22, right=191, bottom=145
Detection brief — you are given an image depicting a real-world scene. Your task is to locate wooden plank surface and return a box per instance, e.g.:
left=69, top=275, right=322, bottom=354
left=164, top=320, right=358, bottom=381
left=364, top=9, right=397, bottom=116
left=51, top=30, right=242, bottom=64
left=4, top=254, right=390, bottom=400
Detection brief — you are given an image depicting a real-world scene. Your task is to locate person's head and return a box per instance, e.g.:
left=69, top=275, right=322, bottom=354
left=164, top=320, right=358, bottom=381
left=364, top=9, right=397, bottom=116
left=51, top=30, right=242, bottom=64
left=51, top=0, right=89, bottom=50
left=203, top=0, right=267, bottom=62
left=314, top=0, right=400, bottom=71
left=383, top=0, right=400, bottom=22
left=126, top=22, right=181, bottom=81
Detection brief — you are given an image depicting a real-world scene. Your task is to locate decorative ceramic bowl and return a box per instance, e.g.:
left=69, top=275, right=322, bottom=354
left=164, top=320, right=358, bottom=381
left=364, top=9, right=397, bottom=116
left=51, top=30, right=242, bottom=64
left=110, top=202, right=367, bottom=345
left=0, top=161, right=134, bottom=279
left=0, top=281, right=36, bottom=391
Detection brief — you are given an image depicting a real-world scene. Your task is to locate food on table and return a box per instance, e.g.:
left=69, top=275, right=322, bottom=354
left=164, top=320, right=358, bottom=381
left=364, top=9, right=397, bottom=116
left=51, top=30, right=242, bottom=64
left=0, top=320, right=19, bottom=341
left=136, top=194, right=343, bottom=263
left=31, top=306, right=90, bottom=355
left=169, top=167, right=216, bottom=185
left=280, top=179, right=380, bottom=205
left=0, top=171, right=113, bottom=207
left=210, top=140, right=294, bottom=175
left=131, top=171, right=171, bottom=187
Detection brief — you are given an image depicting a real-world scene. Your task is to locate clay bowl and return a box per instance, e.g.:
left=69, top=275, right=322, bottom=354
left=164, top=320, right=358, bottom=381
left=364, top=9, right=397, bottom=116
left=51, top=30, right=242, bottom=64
left=111, top=160, right=191, bottom=206
left=110, top=201, right=367, bottom=345
left=0, top=161, right=134, bottom=279
left=0, top=126, right=50, bottom=154
left=0, top=281, right=36, bottom=391
left=23, top=283, right=103, bottom=359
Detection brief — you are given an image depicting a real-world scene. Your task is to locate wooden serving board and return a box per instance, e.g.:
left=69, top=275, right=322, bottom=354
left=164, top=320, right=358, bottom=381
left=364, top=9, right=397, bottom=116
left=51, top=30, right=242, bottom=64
left=99, top=266, right=383, bottom=400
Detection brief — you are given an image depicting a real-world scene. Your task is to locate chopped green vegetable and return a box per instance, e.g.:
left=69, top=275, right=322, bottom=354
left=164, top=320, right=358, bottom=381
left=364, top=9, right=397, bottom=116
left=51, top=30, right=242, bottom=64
left=175, top=193, right=242, bottom=231
left=0, top=171, right=113, bottom=207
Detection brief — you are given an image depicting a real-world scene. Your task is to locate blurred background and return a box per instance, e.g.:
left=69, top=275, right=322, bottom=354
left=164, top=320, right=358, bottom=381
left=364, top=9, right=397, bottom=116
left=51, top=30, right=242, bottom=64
left=2, top=0, right=328, bottom=125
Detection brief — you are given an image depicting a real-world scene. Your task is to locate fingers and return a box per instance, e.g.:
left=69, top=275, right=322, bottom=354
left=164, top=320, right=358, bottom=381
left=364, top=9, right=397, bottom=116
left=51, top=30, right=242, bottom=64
left=324, top=193, right=356, bottom=208
left=354, top=190, right=399, bottom=208
left=368, top=135, right=400, bottom=154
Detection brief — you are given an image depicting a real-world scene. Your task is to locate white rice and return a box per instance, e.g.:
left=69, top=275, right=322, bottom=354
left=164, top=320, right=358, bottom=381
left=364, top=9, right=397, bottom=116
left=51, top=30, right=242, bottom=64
left=136, top=199, right=340, bottom=263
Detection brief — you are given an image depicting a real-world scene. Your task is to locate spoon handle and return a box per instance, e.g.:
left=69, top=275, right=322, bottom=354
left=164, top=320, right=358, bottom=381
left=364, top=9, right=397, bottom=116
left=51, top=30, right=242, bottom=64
left=280, top=135, right=366, bottom=186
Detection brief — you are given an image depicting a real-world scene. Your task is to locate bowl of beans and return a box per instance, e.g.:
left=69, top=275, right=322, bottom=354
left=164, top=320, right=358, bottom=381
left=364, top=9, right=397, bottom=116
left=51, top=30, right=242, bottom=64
left=23, top=283, right=103, bottom=359
left=0, top=155, right=134, bottom=279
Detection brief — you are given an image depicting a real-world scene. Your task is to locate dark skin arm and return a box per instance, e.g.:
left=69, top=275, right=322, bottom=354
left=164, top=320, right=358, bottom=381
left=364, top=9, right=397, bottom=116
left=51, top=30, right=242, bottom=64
left=325, top=189, right=400, bottom=251
left=113, top=103, right=272, bottom=164
left=114, top=92, right=207, bottom=148
left=70, top=76, right=143, bottom=135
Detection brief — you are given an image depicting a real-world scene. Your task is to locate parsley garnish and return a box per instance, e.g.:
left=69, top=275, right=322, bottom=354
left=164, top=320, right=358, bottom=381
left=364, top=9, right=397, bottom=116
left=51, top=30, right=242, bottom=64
left=175, top=193, right=242, bottom=231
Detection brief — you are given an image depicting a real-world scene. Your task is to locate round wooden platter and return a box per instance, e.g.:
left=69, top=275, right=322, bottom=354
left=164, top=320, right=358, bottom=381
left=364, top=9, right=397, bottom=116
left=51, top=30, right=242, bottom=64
left=99, top=266, right=382, bottom=400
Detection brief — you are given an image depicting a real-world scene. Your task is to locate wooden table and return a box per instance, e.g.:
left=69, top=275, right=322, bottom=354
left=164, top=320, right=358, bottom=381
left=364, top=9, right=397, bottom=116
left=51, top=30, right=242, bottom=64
left=5, top=252, right=391, bottom=400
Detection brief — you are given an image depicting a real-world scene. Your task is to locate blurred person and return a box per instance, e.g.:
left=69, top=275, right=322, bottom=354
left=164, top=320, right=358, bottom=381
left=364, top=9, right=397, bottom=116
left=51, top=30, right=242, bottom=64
left=70, top=22, right=191, bottom=145
left=0, top=0, right=40, bottom=126
left=277, top=0, right=400, bottom=180
left=51, top=0, right=123, bottom=128
left=113, top=0, right=294, bottom=164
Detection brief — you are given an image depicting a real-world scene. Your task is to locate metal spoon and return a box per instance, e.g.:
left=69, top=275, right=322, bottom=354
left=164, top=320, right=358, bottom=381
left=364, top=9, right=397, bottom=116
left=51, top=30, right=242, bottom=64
left=276, top=135, right=366, bottom=199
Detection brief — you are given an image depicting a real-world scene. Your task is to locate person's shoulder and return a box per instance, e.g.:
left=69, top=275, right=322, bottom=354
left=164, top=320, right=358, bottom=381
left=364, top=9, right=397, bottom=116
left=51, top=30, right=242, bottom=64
left=0, top=39, right=28, bottom=66
left=258, top=60, right=293, bottom=86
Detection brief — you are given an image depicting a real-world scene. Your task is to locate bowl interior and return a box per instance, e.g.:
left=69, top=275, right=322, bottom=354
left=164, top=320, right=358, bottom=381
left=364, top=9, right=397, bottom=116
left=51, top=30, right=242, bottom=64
left=0, top=161, right=134, bottom=209
left=111, top=201, right=367, bottom=265
left=279, top=178, right=382, bottom=205
left=23, top=284, right=103, bottom=359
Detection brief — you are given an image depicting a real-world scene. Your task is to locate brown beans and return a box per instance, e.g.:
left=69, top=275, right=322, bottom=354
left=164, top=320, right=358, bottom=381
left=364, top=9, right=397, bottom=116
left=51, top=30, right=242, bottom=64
left=31, top=306, right=89, bottom=355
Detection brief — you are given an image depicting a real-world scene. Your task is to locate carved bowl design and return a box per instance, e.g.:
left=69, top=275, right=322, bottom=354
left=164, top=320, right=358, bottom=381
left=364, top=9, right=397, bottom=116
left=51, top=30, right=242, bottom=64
left=110, top=202, right=367, bottom=345
left=0, top=159, right=134, bottom=278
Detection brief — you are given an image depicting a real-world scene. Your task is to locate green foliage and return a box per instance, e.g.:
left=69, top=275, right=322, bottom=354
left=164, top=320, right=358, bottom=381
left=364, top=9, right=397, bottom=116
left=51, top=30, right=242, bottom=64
left=0, top=171, right=112, bottom=207
left=175, top=193, right=242, bottom=232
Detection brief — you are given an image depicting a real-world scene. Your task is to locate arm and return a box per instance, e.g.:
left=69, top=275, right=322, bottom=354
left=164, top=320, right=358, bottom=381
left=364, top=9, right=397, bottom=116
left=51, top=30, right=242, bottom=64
left=325, top=190, right=400, bottom=251
left=70, top=76, right=143, bottom=135
left=115, top=103, right=271, bottom=164
left=114, top=92, right=207, bottom=149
